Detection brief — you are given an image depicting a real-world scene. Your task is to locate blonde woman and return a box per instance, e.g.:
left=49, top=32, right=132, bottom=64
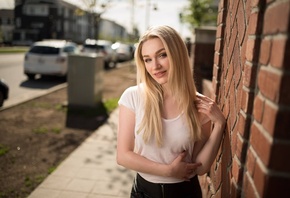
left=117, top=25, right=225, bottom=198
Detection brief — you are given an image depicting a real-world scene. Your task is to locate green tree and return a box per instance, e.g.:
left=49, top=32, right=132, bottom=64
left=182, top=0, right=217, bottom=28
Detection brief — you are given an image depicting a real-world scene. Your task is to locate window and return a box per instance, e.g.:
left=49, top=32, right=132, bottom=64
left=63, top=46, right=76, bottom=53
left=23, top=4, right=49, bottom=16
left=29, top=46, right=60, bottom=55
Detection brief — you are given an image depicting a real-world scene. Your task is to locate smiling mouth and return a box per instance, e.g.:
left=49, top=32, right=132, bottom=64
left=154, top=71, right=166, bottom=78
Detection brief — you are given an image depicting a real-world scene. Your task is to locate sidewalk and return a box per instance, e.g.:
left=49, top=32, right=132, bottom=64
left=28, top=108, right=135, bottom=198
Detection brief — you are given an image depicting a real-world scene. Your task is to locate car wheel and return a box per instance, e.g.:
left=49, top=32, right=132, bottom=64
left=27, top=74, right=36, bottom=80
left=105, top=61, right=116, bottom=70
left=0, top=91, right=4, bottom=107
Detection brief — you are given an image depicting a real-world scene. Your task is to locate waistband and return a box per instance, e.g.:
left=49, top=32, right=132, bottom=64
left=134, top=173, right=202, bottom=198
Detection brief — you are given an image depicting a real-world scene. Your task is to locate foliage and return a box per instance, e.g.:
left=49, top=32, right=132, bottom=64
left=182, top=0, right=217, bottom=28
left=104, top=98, right=119, bottom=113
left=0, top=47, right=29, bottom=54
left=0, top=144, right=9, bottom=156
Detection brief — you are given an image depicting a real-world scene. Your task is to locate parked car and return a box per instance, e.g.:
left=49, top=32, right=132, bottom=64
left=112, top=42, right=134, bottom=62
left=0, top=79, right=9, bottom=107
left=24, top=40, right=79, bottom=80
left=82, top=39, right=118, bottom=69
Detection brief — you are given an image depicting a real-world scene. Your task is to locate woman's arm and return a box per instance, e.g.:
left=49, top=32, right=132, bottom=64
left=116, top=105, right=201, bottom=180
left=193, top=95, right=226, bottom=175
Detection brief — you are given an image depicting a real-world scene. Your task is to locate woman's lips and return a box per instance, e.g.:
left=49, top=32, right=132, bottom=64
left=154, top=71, right=166, bottom=78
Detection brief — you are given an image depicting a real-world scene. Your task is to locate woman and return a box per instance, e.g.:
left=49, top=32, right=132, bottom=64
left=117, top=25, right=225, bottom=198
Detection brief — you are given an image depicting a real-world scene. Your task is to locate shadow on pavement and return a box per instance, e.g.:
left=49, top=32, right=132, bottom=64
left=65, top=102, right=109, bottom=130
left=20, top=76, right=66, bottom=89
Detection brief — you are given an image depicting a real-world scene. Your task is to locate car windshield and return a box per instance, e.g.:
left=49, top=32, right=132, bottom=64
left=84, top=44, right=105, bottom=50
left=29, top=46, right=60, bottom=54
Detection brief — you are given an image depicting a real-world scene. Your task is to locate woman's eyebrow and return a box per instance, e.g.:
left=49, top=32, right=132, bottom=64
left=142, top=48, right=166, bottom=58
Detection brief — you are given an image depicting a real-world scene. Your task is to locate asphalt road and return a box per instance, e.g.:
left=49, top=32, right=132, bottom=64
left=0, top=53, right=67, bottom=111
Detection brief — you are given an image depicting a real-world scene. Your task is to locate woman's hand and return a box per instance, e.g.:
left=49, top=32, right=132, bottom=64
left=195, top=94, right=226, bottom=126
left=168, top=151, right=202, bottom=181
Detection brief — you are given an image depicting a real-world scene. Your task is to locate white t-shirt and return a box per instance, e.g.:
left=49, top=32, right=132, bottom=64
left=118, top=85, right=210, bottom=183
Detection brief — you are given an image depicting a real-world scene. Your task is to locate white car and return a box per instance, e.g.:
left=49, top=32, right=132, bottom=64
left=24, top=40, right=79, bottom=80
left=82, top=39, right=118, bottom=69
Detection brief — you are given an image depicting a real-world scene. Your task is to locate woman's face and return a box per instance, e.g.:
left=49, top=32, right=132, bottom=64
left=141, top=38, right=170, bottom=85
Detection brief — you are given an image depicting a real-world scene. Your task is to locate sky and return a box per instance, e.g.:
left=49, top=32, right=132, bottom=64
left=66, top=0, right=193, bottom=39
left=0, top=0, right=193, bottom=39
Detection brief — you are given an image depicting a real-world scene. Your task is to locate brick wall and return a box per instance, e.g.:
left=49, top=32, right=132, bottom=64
left=199, top=0, right=290, bottom=197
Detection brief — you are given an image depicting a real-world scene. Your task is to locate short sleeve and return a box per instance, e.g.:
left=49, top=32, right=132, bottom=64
left=118, top=86, right=140, bottom=112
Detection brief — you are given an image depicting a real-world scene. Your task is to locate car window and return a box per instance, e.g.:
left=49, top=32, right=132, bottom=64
left=84, top=44, right=105, bottom=50
left=29, top=46, right=60, bottom=54
left=63, top=46, right=76, bottom=53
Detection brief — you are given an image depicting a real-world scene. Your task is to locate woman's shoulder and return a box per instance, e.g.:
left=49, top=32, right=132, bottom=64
left=122, top=84, right=143, bottom=96
left=119, top=84, right=144, bottom=107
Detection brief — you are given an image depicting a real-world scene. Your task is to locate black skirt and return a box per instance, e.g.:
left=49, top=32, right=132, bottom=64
left=130, top=173, right=202, bottom=198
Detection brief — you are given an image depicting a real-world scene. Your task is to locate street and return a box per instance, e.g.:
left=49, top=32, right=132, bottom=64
left=0, top=53, right=67, bottom=110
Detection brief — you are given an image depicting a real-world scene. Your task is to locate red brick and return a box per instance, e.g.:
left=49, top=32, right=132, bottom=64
left=250, top=123, right=272, bottom=166
left=248, top=10, right=263, bottom=35
left=221, top=96, right=229, bottom=121
left=241, top=88, right=254, bottom=114
left=237, top=0, right=246, bottom=45
left=263, top=103, right=290, bottom=139
left=216, top=23, right=223, bottom=38
left=241, top=38, right=247, bottom=68
left=229, top=83, right=237, bottom=129
left=214, top=52, right=221, bottom=67
left=237, top=112, right=251, bottom=138
left=259, top=38, right=271, bottom=65
left=228, top=28, right=238, bottom=62
left=233, top=57, right=242, bottom=88
left=253, top=94, right=265, bottom=123
left=232, top=157, right=243, bottom=185
left=246, top=148, right=257, bottom=177
left=253, top=160, right=267, bottom=198
left=231, top=1, right=239, bottom=24
left=263, top=1, right=290, bottom=34
left=261, top=102, right=278, bottom=136
left=270, top=37, right=287, bottom=69
left=243, top=173, right=258, bottom=198
left=245, top=38, right=255, bottom=62
left=217, top=10, right=224, bottom=26
left=231, top=129, right=238, bottom=158
left=235, top=133, right=247, bottom=163
left=212, top=65, right=219, bottom=79
left=230, top=180, right=241, bottom=198
left=257, top=68, right=282, bottom=103
left=245, top=0, right=251, bottom=25
left=251, top=0, right=260, bottom=7
left=243, top=63, right=257, bottom=88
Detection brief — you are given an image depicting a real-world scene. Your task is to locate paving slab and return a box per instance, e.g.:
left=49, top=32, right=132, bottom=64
left=28, top=108, right=135, bottom=198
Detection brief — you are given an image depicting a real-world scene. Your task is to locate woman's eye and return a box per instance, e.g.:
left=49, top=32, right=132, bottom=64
left=144, top=58, right=151, bottom=63
left=159, top=53, right=167, bottom=58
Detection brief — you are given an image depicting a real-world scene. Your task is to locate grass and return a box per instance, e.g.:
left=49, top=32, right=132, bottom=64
left=104, top=98, right=119, bottom=113
left=0, top=46, right=29, bottom=54
left=32, top=127, right=49, bottom=134
left=0, top=144, right=9, bottom=156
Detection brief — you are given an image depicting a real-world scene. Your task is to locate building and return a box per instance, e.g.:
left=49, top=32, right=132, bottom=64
left=12, top=0, right=129, bottom=45
left=0, top=9, right=14, bottom=45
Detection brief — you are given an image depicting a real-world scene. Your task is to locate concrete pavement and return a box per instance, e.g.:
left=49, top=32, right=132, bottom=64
left=28, top=108, right=135, bottom=198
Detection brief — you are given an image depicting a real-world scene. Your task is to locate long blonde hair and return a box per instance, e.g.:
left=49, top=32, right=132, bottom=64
left=135, top=25, right=201, bottom=146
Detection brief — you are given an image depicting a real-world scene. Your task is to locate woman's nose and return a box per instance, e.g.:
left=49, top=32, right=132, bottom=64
left=153, top=59, right=161, bottom=69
